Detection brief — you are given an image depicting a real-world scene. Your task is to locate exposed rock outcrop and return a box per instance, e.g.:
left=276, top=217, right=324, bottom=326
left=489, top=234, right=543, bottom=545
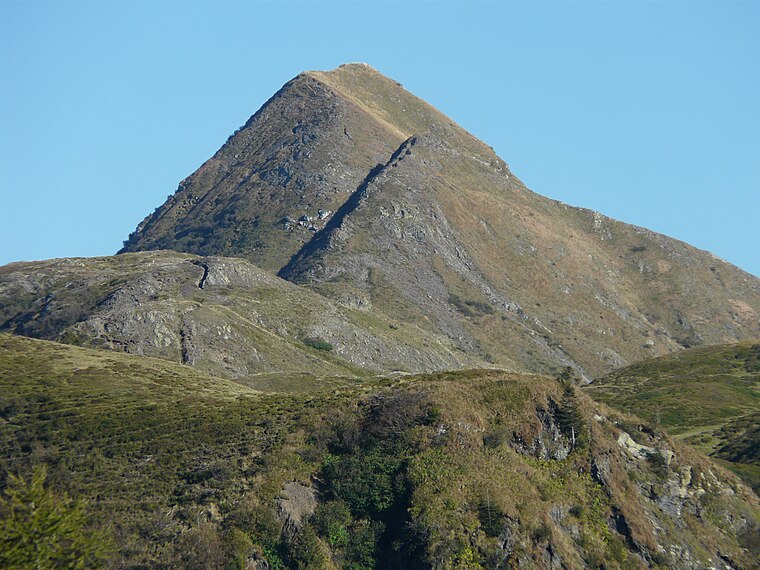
left=0, top=252, right=482, bottom=380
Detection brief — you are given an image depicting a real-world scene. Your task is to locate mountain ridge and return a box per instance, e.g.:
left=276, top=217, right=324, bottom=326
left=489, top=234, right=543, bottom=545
left=0, top=251, right=487, bottom=380
left=7, top=63, right=760, bottom=379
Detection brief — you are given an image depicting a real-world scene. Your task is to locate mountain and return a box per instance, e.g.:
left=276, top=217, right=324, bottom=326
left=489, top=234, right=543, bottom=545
left=3, top=63, right=760, bottom=570
left=117, top=63, right=760, bottom=379
left=586, top=341, right=760, bottom=492
left=2, top=334, right=758, bottom=569
left=119, top=64, right=450, bottom=273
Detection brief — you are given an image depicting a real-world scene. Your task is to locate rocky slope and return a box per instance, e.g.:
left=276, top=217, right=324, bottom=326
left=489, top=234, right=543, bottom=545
left=1, top=334, right=757, bottom=569
left=0, top=251, right=484, bottom=381
left=586, top=341, right=760, bottom=492
left=118, top=63, right=760, bottom=379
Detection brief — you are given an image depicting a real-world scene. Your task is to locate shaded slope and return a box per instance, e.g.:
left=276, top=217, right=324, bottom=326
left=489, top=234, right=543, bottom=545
left=586, top=341, right=760, bottom=491
left=0, top=251, right=483, bottom=380
left=1, top=335, right=757, bottom=569
left=119, top=64, right=760, bottom=378
left=118, top=64, right=453, bottom=273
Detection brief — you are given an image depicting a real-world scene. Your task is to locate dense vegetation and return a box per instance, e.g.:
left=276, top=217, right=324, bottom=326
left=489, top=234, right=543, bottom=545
left=0, top=465, right=110, bottom=569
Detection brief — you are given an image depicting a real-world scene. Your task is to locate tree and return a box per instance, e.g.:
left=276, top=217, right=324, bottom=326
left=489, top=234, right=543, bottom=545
left=0, top=465, right=110, bottom=569
left=556, top=368, right=588, bottom=450
left=287, top=525, right=326, bottom=570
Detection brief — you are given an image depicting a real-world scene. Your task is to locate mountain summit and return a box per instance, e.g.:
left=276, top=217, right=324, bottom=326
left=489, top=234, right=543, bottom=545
left=120, top=63, right=455, bottom=271
left=117, top=64, right=760, bottom=379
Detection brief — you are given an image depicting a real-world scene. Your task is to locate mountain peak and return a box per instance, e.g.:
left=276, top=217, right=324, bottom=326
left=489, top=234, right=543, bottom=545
left=118, top=66, right=760, bottom=379
left=336, top=61, right=379, bottom=71
left=306, top=62, right=384, bottom=78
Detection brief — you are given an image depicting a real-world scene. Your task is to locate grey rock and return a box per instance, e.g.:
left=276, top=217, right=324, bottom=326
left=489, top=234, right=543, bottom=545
left=276, top=482, right=317, bottom=540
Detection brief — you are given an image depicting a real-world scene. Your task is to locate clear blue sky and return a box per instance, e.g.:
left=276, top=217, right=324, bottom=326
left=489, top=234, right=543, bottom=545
left=1, top=1, right=758, bottom=276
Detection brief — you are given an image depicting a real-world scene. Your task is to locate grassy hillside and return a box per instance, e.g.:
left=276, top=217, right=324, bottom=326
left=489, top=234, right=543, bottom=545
left=586, top=342, right=760, bottom=491
left=1, top=334, right=757, bottom=569
left=0, top=333, right=383, bottom=566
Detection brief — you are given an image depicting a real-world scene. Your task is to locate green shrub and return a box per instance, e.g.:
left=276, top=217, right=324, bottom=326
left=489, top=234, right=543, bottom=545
left=313, top=411, right=361, bottom=454
left=176, top=522, right=226, bottom=569
left=323, top=452, right=403, bottom=516
left=226, top=502, right=283, bottom=560
left=555, top=370, right=587, bottom=450
left=345, top=519, right=382, bottom=570
left=363, top=390, right=438, bottom=447
left=452, top=545, right=484, bottom=569
left=646, top=450, right=670, bottom=480
left=312, top=501, right=382, bottom=569
left=303, top=337, right=333, bottom=351
left=313, top=500, right=352, bottom=548
left=0, top=465, right=111, bottom=569
left=223, top=528, right=254, bottom=570
left=556, top=389, right=587, bottom=450
left=287, top=525, right=325, bottom=570
left=483, top=425, right=511, bottom=449
left=532, top=523, right=552, bottom=543
left=477, top=494, right=506, bottom=537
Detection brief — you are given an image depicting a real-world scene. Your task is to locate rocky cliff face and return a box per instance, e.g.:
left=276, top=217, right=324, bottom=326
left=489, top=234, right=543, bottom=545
left=114, top=64, right=760, bottom=379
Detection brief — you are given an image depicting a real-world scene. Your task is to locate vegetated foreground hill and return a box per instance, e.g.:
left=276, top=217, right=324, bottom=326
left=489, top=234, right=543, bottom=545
left=1, top=334, right=758, bottom=569
left=119, top=63, right=760, bottom=379
left=586, top=342, right=760, bottom=493
left=0, top=251, right=487, bottom=380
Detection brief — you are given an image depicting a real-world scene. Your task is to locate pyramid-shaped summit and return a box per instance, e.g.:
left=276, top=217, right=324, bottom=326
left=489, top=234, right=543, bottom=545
left=120, top=63, right=473, bottom=272
left=121, top=64, right=760, bottom=379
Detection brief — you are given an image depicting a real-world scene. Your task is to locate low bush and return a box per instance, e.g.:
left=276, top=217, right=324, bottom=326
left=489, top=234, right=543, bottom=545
left=303, top=337, right=333, bottom=351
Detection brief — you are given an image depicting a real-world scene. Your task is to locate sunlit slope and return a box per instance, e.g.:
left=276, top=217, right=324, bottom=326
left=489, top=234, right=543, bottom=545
left=586, top=341, right=760, bottom=490
left=281, top=125, right=760, bottom=378
left=120, top=63, right=760, bottom=378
